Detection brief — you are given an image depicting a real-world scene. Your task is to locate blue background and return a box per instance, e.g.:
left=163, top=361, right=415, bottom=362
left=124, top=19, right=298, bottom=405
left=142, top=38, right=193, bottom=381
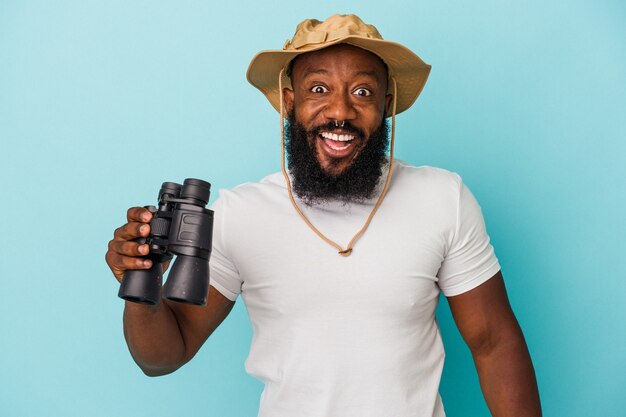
left=1, top=1, right=624, bottom=416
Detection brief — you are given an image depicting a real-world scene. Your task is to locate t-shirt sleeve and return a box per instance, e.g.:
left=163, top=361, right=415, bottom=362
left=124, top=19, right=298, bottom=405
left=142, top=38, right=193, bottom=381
left=208, top=193, right=243, bottom=301
left=437, top=179, right=501, bottom=297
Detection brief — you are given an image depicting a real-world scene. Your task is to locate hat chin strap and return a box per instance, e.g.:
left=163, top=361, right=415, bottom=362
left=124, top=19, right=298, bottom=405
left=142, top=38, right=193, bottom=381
left=279, top=69, right=398, bottom=257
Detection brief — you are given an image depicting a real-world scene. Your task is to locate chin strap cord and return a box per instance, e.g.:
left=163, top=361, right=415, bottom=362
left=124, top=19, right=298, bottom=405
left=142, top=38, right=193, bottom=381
left=279, top=70, right=398, bottom=257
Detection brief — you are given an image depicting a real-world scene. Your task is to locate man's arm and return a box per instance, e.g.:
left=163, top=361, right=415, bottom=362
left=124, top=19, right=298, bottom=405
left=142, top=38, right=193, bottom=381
left=107, top=207, right=235, bottom=376
left=123, top=286, right=234, bottom=376
left=447, top=271, right=542, bottom=417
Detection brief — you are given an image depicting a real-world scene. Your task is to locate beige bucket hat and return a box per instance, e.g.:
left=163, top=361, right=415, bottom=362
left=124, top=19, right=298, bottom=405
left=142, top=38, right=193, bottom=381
left=247, top=14, right=431, bottom=116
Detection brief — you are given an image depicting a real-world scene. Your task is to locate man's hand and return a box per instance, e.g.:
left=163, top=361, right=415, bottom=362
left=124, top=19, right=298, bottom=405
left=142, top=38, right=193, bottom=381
left=105, top=206, right=234, bottom=376
left=105, top=207, right=157, bottom=282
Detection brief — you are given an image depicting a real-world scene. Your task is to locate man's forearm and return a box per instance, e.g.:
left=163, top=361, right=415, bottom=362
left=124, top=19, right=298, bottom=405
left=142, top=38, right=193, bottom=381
left=473, top=333, right=541, bottom=417
left=123, top=300, right=186, bottom=376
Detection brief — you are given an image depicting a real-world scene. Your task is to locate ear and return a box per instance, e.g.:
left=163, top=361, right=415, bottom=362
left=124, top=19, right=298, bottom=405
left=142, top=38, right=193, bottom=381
left=282, top=88, right=294, bottom=116
left=385, top=93, right=394, bottom=116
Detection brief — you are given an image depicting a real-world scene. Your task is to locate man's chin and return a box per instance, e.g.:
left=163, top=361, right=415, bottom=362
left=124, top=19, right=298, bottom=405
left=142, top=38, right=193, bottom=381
left=313, top=141, right=363, bottom=178
left=316, top=155, right=356, bottom=178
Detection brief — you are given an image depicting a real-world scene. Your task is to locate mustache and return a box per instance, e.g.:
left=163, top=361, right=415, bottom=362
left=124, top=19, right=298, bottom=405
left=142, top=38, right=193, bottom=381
left=285, top=114, right=390, bottom=206
left=310, top=120, right=364, bottom=138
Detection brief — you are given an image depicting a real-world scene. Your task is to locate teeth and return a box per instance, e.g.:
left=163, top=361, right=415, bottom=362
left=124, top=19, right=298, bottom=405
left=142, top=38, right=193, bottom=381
left=320, top=132, right=355, bottom=142
left=326, top=142, right=350, bottom=151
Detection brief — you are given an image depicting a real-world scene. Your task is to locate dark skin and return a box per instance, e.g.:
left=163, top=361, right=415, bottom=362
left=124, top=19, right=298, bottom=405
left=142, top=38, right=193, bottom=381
left=106, top=207, right=235, bottom=376
left=283, top=44, right=392, bottom=176
left=106, top=44, right=541, bottom=415
left=449, top=272, right=542, bottom=416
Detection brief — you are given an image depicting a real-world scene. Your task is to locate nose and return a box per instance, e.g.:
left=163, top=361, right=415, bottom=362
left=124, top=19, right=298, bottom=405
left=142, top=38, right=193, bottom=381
left=323, top=90, right=357, bottom=123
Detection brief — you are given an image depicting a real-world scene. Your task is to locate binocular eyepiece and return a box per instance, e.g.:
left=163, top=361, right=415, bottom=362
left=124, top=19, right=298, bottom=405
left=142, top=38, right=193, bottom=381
left=118, top=178, right=214, bottom=306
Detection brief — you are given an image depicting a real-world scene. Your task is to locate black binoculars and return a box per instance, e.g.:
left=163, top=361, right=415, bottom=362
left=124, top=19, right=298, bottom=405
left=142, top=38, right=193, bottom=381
left=118, top=178, right=214, bottom=306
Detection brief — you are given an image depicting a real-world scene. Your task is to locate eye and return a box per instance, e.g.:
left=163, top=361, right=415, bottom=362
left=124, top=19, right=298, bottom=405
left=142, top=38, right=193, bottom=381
left=354, top=87, right=372, bottom=97
left=311, top=85, right=328, bottom=94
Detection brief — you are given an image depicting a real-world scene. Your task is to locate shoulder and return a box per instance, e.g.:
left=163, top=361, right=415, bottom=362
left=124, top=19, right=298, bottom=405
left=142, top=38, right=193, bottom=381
left=211, top=171, right=288, bottom=211
left=390, top=160, right=462, bottom=196
left=376, top=160, right=464, bottom=226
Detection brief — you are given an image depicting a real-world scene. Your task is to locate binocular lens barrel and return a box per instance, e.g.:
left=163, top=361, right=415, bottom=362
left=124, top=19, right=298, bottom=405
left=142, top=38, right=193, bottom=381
left=162, top=256, right=210, bottom=305
left=118, top=178, right=213, bottom=306
left=118, top=260, right=163, bottom=305
left=159, top=182, right=182, bottom=198
left=180, top=178, right=211, bottom=205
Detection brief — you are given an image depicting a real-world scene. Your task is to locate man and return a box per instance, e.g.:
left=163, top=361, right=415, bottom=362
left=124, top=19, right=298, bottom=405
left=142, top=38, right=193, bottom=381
left=106, top=14, right=541, bottom=417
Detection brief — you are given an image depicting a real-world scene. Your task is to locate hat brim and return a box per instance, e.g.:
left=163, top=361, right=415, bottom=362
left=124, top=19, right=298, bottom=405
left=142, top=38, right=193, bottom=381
left=246, top=36, right=431, bottom=117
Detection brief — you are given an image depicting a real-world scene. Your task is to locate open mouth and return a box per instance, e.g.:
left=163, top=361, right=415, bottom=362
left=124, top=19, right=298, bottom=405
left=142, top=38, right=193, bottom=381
left=318, top=131, right=357, bottom=156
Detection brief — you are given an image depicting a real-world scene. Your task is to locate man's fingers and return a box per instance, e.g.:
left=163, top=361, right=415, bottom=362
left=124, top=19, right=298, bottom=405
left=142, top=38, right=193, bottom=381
left=127, top=207, right=153, bottom=223
left=113, top=222, right=150, bottom=240
left=108, top=239, right=150, bottom=257
left=106, top=251, right=153, bottom=282
left=106, top=207, right=155, bottom=282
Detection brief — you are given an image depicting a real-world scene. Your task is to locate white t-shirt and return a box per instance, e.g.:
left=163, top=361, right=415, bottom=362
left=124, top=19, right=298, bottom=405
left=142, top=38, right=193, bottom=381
left=209, top=160, right=500, bottom=417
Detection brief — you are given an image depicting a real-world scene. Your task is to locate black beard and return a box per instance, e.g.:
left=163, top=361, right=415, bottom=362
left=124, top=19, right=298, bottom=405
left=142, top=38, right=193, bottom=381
left=285, top=112, right=390, bottom=206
